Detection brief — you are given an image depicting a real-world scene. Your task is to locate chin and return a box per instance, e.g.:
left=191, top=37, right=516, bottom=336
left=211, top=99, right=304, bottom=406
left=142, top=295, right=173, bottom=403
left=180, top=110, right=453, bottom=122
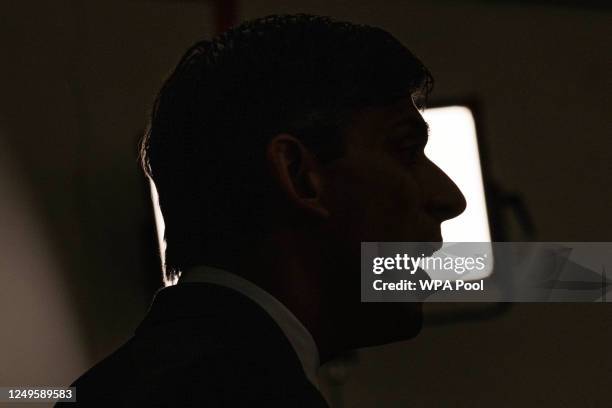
left=351, top=302, right=423, bottom=350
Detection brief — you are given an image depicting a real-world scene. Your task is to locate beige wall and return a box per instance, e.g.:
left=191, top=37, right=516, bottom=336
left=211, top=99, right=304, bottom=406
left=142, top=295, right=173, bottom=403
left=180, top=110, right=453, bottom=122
left=0, top=0, right=214, bottom=386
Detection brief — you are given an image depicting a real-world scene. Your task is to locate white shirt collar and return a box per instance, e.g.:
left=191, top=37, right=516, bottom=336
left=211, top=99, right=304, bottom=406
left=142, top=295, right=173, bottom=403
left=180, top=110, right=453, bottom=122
left=178, top=265, right=321, bottom=388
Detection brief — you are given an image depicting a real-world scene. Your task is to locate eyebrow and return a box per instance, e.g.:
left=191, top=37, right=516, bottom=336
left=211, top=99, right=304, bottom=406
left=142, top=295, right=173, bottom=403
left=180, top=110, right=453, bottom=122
left=394, top=116, right=430, bottom=141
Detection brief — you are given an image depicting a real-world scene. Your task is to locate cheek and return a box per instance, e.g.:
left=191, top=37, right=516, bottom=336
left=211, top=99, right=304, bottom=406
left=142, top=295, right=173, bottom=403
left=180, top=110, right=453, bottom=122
left=322, top=156, right=424, bottom=240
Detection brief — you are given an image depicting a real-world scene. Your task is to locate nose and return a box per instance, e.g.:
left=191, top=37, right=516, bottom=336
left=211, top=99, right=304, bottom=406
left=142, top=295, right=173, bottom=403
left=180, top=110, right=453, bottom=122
left=424, top=159, right=467, bottom=222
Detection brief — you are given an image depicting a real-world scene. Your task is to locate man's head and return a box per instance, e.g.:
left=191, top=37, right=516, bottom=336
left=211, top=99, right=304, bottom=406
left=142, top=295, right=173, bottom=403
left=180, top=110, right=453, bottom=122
left=141, top=14, right=465, bottom=354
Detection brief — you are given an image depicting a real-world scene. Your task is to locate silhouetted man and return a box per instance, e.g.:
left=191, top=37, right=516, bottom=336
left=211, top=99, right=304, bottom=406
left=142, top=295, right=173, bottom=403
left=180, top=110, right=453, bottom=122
left=60, top=14, right=465, bottom=407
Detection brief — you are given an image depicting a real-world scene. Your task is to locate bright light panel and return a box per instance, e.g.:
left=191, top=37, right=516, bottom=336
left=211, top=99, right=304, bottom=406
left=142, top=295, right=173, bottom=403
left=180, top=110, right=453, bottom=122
left=422, top=106, right=491, bottom=243
left=423, top=106, right=493, bottom=279
left=149, top=178, right=178, bottom=286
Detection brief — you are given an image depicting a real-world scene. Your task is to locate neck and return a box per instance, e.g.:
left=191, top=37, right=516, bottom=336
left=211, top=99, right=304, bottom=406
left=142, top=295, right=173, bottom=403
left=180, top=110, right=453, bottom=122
left=230, top=230, right=341, bottom=364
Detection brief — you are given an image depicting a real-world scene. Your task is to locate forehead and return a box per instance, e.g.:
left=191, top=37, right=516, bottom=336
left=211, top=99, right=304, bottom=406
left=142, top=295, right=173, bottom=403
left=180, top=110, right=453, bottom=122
left=343, top=97, right=426, bottom=148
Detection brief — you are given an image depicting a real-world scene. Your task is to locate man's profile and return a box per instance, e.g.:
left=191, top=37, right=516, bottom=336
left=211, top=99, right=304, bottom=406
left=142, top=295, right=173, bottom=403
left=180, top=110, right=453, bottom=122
left=59, top=14, right=465, bottom=407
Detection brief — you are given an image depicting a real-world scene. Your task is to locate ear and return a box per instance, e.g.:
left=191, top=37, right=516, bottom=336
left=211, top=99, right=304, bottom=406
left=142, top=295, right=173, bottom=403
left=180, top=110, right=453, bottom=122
left=266, top=134, right=330, bottom=219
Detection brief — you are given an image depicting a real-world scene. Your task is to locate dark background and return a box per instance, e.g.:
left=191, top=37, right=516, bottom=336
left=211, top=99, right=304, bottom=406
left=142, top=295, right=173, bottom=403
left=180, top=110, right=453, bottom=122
left=0, top=1, right=610, bottom=406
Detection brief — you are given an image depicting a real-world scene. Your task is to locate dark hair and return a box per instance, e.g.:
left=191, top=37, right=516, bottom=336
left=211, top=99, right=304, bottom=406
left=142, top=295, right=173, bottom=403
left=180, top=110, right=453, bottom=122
left=140, top=14, right=433, bottom=281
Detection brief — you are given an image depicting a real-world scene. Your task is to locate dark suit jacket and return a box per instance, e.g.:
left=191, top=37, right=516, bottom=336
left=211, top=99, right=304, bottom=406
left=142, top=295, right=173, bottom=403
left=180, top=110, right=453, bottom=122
left=57, top=282, right=329, bottom=407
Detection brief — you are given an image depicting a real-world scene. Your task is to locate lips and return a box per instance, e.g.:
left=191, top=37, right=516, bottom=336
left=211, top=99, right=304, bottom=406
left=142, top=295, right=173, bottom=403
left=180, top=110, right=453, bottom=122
left=431, top=239, right=443, bottom=254
left=420, top=240, right=443, bottom=257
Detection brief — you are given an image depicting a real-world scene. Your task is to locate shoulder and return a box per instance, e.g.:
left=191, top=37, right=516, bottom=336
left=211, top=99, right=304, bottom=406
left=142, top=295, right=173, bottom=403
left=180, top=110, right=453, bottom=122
left=58, top=283, right=326, bottom=407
